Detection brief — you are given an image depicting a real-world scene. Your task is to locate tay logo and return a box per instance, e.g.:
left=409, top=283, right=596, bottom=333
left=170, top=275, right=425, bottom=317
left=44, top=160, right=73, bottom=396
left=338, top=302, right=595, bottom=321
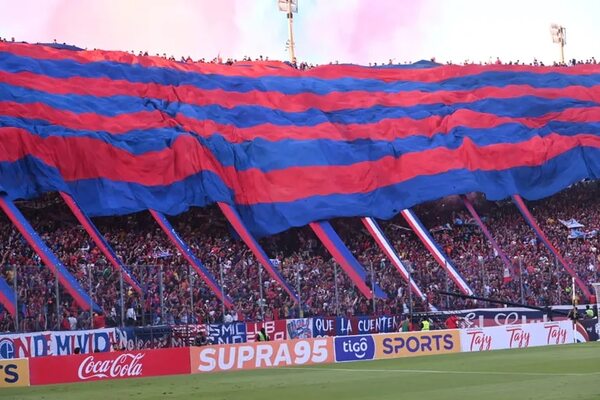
left=334, top=336, right=375, bottom=362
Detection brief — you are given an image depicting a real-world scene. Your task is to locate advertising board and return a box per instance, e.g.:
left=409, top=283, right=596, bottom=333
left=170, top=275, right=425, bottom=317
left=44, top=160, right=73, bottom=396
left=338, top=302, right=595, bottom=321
left=374, top=330, right=461, bottom=359
left=190, top=337, right=334, bottom=373
left=0, top=358, right=29, bottom=388
left=29, top=347, right=191, bottom=385
left=460, top=320, right=574, bottom=352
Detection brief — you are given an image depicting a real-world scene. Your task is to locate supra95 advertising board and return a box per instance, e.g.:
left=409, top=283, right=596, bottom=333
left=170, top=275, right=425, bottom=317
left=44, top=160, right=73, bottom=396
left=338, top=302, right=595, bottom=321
left=0, top=358, right=30, bottom=388
left=190, top=337, right=334, bottom=373
left=374, top=330, right=461, bottom=360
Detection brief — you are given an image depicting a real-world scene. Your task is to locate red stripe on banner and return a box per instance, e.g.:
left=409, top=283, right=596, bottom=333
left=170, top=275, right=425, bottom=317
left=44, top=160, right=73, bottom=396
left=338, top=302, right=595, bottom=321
left=309, top=222, right=373, bottom=299
left=3, top=71, right=600, bottom=114
left=2, top=127, right=600, bottom=206
left=217, top=203, right=298, bottom=301
left=2, top=100, right=600, bottom=143
left=2, top=42, right=600, bottom=81
left=512, top=195, right=592, bottom=299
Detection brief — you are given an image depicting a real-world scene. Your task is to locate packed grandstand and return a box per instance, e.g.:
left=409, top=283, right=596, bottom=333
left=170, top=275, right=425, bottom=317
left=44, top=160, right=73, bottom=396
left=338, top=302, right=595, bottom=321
left=0, top=38, right=599, bottom=336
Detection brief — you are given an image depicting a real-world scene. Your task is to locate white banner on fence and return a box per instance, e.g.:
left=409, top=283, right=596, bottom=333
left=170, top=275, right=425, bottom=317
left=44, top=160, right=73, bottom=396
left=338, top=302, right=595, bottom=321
left=0, top=328, right=118, bottom=359
left=460, top=320, right=574, bottom=352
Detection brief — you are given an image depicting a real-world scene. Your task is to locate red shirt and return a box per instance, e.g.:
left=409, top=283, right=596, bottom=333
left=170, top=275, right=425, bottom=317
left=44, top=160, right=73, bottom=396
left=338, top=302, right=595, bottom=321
left=93, top=315, right=106, bottom=329
left=445, top=315, right=458, bottom=329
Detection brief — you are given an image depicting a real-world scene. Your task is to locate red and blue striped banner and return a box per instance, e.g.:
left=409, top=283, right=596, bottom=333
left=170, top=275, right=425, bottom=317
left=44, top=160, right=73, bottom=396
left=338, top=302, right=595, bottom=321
left=149, top=209, right=233, bottom=308
left=0, top=195, right=101, bottom=312
left=218, top=202, right=298, bottom=302
left=512, top=194, right=591, bottom=298
left=461, top=195, right=514, bottom=280
left=0, top=276, right=16, bottom=316
left=400, top=209, right=474, bottom=296
left=309, top=221, right=387, bottom=299
left=361, top=217, right=435, bottom=309
left=60, top=192, right=142, bottom=294
left=0, top=42, right=600, bottom=238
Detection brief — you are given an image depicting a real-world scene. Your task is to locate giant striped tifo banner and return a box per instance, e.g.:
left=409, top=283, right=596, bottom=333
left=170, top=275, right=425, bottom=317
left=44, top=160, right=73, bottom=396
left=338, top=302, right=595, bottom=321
left=0, top=42, right=600, bottom=239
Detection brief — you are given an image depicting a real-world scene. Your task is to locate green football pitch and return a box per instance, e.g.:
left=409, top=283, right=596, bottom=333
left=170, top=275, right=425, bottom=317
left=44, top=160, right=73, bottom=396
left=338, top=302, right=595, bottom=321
left=3, top=342, right=600, bottom=400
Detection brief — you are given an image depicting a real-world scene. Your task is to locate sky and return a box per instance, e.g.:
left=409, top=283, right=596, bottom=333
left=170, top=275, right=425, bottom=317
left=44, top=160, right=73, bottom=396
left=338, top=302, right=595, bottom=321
left=0, top=0, right=598, bottom=65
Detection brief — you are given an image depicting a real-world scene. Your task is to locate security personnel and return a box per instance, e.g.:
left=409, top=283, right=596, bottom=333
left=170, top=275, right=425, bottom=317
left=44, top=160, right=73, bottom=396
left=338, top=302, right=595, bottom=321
left=421, top=318, right=431, bottom=331
left=257, top=328, right=270, bottom=341
left=585, top=305, right=595, bottom=319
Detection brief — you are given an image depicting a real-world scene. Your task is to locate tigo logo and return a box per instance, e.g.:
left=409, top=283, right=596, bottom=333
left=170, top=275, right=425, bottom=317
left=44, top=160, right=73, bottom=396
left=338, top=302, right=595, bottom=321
left=334, top=335, right=375, bottom=362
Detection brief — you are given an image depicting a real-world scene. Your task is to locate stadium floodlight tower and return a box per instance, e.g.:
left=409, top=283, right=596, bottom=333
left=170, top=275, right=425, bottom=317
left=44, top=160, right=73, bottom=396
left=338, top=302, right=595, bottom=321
left=550, top=24, right=566, bottom=64
left=278, top=0, right=298, bottom=63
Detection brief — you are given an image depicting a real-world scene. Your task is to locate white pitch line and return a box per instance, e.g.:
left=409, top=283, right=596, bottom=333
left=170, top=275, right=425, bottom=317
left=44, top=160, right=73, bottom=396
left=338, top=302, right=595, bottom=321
left=283, top=367, right=600, bottom=377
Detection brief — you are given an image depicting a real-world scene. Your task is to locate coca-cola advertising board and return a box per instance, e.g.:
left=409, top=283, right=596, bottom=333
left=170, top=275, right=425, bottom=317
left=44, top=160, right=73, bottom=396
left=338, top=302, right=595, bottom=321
left=29, top=347, right=191, bottom=385
left=460, top=320, right=574, bottom=352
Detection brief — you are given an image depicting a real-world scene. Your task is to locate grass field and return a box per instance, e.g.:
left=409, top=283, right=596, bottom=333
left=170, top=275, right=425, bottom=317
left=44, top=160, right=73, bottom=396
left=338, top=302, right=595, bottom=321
left=3, top=342, right=600, bottom=400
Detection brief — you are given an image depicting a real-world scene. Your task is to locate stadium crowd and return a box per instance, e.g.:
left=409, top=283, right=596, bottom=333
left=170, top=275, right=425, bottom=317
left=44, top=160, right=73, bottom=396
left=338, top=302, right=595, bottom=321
left=0, top=181, right=598, bottom=333
left=1, top=37, right=598, bottom=68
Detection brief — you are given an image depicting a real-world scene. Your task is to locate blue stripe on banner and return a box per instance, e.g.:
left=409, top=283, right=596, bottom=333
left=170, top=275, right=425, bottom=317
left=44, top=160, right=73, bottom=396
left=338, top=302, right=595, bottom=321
left=0, top=197, right=101, bottom=311
left=1, top=82, right=598, bottom=121
left=314, top=221, right=387, bottom=299
left=2, top=52, right=600, bottom=94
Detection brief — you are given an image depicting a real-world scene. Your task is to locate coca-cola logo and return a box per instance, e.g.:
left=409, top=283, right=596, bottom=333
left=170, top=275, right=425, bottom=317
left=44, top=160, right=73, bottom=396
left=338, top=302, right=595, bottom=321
left=466, top=330, right=493, bottom=351
left=505, top=327, right=530, bottom=348
left=78, top=353, right=145, bottom=380
left=544, top=324, right=568, bottom=345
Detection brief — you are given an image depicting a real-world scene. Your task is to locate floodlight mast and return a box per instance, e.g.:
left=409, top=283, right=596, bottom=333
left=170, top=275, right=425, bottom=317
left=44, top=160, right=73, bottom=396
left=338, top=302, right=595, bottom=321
left=278, top=0, right=298, bottom=63
left=550, top=24, right=566, bottom=64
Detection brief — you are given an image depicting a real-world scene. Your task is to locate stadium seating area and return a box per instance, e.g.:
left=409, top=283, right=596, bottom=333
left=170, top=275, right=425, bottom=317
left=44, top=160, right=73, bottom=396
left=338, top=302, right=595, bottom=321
left=0, top=36, right=597, bottom=68
left=0, top=181, right=598, bottom=333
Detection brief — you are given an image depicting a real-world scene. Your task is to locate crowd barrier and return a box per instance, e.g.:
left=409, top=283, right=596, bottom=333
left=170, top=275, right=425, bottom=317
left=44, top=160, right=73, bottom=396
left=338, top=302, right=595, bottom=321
left=0, top=315, right=403, bottom=359
left=0, top=318, right=594, bottom=387
left=1, top=307, right=585, bottom=360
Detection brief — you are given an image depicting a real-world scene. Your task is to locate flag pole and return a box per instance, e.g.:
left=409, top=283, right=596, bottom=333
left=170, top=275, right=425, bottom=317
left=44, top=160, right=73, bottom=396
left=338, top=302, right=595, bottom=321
left=571, top=276, right=576, bottom=343
left=287, top=0, right=296, bottom=63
